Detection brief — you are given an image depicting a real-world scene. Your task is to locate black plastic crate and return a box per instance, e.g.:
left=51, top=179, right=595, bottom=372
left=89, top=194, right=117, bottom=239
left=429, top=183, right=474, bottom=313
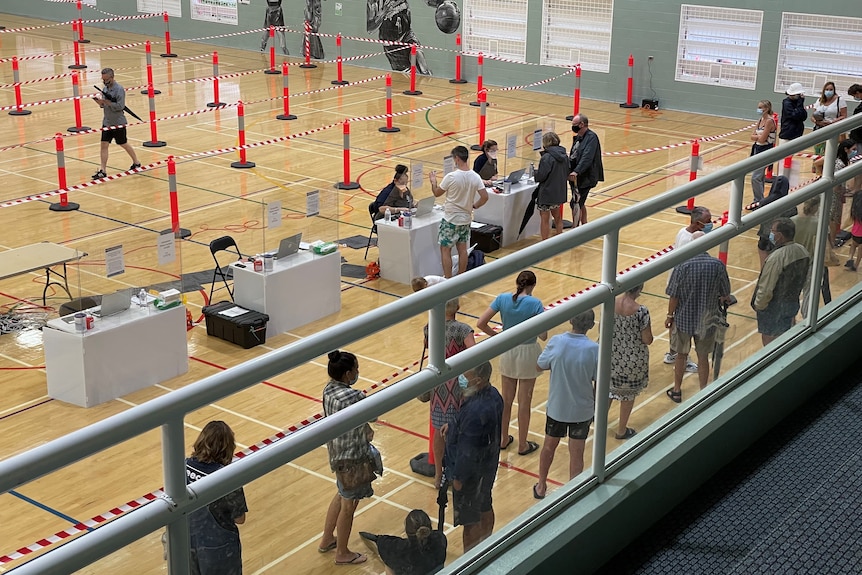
left=202, top=301, right=269, bottom=349
left=470, top=224, right=502, bottom=253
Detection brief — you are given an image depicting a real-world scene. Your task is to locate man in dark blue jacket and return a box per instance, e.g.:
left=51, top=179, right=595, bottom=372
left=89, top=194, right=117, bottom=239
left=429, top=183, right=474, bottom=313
left=779, top=83, right=808, bottom=143
left=569, top=114, right=604, bottom=227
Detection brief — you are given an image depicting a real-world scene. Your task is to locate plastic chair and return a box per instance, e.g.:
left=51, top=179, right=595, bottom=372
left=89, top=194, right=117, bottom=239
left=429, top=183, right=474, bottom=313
left=365, top=201, right=379, bottom=259
left=209, top=236, right=242, bottom=302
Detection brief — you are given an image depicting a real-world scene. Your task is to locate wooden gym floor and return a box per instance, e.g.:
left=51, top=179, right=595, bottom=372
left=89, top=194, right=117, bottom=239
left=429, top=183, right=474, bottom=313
left=0, top=13, right=854, bottom=574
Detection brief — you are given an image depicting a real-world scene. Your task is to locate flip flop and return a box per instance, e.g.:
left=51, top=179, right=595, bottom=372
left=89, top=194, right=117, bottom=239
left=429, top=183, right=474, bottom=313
left=532, top=483, right=545, bottom=500
left=666, top=389, right=682, bottom=404
left=615, top=427, right=637, bottom=440
left=317, top=539, right=337, bottom=553
left=335, top=552, right=367, bottom=565
left=518, top=441, right=539, bottom=456
left=501, top=434, right=514, bottom=450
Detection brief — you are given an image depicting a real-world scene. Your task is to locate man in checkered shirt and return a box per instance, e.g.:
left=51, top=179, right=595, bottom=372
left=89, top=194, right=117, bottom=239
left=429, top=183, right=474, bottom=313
left=664, top=235, right=732, bottom=403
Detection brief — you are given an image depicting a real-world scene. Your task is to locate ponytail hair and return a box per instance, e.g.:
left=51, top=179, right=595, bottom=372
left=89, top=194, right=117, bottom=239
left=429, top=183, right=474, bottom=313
left=405, top=509, right=433, bottom=549
left=512, top=270, right=537, bottom=302
left=327, top=349, right=357, bottom=381
left=393, top=164, right=408, bottom=180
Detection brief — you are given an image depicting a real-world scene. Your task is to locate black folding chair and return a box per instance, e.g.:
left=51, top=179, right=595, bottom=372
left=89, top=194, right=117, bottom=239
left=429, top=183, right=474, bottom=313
left=209, top=235, right=242, bottom=302
left=365, top=201, right=379, bottom=259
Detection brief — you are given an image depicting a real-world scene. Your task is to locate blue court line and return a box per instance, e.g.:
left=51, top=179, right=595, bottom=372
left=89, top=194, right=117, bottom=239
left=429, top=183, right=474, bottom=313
left=9, top=490, right=92, bottom=531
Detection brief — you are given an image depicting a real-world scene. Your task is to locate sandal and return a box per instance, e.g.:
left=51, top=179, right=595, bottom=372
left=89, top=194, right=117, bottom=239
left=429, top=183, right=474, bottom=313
left=615, top=428, right=637, bottom=440
left=518, top=441, right=539, bottom=456
left=666, top=389, right=682, bottom=404
left=501, top=434, right=514, bottom=450
left=532, top=483, right=545, bottom=500
left=318, top=539, right=337, bottom=553
left=335, top=552, right=367, bottom=565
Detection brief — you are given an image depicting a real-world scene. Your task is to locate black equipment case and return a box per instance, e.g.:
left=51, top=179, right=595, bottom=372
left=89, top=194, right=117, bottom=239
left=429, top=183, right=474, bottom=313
left=202, top=301, right=269, bottom=349
left=470, top=223, right=502, bottom=253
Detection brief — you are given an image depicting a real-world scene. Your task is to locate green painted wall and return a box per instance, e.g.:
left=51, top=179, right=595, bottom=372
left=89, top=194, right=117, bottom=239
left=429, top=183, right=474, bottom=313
left=1, top=1, right=860, bottom=118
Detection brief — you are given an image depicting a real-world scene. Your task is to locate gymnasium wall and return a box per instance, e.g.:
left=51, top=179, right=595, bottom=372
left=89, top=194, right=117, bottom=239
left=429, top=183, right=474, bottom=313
left=2, top=1, right=859, bottom=119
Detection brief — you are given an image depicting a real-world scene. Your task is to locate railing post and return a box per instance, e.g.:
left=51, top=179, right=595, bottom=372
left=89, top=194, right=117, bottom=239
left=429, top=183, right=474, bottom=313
left=427, top=304, right=446, bottom=374
left=592, top=230, right=619, bottom=482
left=162, top=417, right=190, bottom=575
left=728, top=176, right=745, bottom=227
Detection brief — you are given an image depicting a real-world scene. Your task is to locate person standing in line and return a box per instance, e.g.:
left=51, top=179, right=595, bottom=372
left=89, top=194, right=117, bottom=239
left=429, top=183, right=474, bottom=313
left=534, top=131, right=568, bottom=240
left=752, top=218, right=810, bottom=346
left=429, top=146, right=489, bottom=278
left=664, top=206, right=712, bottom=373
left=811, top=81, right=847, bottom=161
left=749, top=100, right=777, bottom=204
left=442, top=361, right=503, bottom=552
left=610, top=285, right=653, bottom=440
left=568, top=113, right=604, bottom=227
left=185, top=421, right=248, bottom=575
left=792, top=196, right=831, bottom=318
left=779, top=83, right=808, bottom=146
left=533, top=309, right=598, bottom=499
left=665, top=236, right=732, bottom=403
left=92, top=68, right=140, bottom=180
left=260, top=0, right=289, bottom=55
left=319, top=350, right=375, bottom=566
left=422, top=297, right=475, bottom=488
left=476, top=271, right=546, bottom=455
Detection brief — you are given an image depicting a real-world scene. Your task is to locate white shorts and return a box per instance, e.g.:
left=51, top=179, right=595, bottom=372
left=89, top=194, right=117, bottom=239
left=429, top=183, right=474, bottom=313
left=500, top=341, right=542, bottom=379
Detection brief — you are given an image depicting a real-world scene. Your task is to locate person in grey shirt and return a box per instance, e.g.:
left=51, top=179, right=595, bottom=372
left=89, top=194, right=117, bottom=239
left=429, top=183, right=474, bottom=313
left=92, top=68, right=140, bottom=180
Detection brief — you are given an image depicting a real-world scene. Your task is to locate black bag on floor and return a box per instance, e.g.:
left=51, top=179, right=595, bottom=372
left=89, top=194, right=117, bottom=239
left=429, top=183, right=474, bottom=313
left=470, top=224, right=502, bottom=253
left=467, top=250, right=485, bottom=270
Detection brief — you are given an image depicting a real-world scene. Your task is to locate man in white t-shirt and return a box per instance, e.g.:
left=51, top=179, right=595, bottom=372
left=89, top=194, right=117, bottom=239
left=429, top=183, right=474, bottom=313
left=429, top=146, right=488, bottom=278
left=665, top=206, right=713, bottom=371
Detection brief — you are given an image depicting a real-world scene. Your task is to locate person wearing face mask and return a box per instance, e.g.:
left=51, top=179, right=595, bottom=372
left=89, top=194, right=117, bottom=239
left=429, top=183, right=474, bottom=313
left=319, top=350, right=376, bottom=566
left=533, top=309, right=598, bottom=499
left=752, top=218, right=810, bottom=347
left=472, top=140, right=499, bottom=186
left=441, top=361, right=503, bottom=552
left=376, top=166, right=414, bottom=220
left=812, top=81, right=847, bottom=159
left=779, top=83, right=808, bottom=146
left=568, top=114, right=604, bottom=227
left=749, top=100, right=777, bottom=204
left=747, top=175, right=795, bottom=266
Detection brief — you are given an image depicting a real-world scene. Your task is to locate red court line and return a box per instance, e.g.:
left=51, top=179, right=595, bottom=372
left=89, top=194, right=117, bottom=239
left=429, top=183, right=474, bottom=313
left=189, top=355, right=321, bottom=403
left=499, top=461, right=563, bottom=487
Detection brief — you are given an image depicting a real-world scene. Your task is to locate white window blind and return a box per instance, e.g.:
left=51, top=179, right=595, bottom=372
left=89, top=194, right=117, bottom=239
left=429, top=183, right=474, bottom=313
left=462, top=0, right=528, bottom=62
left=540, top=0, right=613, bottom=73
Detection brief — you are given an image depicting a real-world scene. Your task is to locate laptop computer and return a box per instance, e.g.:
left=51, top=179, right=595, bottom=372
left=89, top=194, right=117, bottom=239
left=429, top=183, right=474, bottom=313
left=413, top=197, right=436, bottom=217
left=275, top=233, right=302, bottom=259
left=494, top=168, right=526, bottom=186
left=93, top=290, right=132, bottom=318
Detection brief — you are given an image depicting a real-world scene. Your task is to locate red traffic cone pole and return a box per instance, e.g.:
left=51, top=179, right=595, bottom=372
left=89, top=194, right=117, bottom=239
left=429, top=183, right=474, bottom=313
left=331, top=33, right=348, bottom=85
left=470, top=53, right=484, bottom=106
left=276, top=61, right=297, bottom=120
left=620, top=54, right=639, bottom=108
left=676, top=139, right=700, bottom=214
left=49, top=133, right=80, bottom=212
left=450, top=33, right=467, bottom=84
left=336, top=120, right=359, bottom=189
left=265, top=27, right=281, bottom=75
left=230, top=101, right=256, bottom=169
left=207, top=52, right=225, bottom=107
left=9, top=57, right=31, bottom=116
left=403, top=45, right=422, bottom=95
left=160, top=12, right=177, bottom=57
left=566, top=64, right=581, bottom=120
left=67, top=70, right=90, bottom=132
left=379, top=73, right=400, bottom=133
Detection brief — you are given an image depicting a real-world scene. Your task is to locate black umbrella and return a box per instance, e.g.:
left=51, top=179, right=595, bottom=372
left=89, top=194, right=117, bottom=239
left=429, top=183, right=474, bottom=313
left=517, top=185, right=541, bottom=237
left=94, top=85, right=143, bottom=122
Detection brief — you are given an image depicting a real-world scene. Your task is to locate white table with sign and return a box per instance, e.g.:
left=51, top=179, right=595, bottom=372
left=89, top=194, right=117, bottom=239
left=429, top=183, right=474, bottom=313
left=43, top=304, right=189, bottom=408
left=473, top=179, right=540, bottom=247
left=377, top=210, right=445, bottom=284
left=232, top=250, right=341, bottom=337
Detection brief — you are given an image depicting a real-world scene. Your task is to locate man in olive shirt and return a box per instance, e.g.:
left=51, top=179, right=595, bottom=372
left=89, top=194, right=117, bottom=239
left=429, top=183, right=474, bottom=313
left=792, top=197, right=830, bottom=318
left=92, top=68, right=140, bottom=180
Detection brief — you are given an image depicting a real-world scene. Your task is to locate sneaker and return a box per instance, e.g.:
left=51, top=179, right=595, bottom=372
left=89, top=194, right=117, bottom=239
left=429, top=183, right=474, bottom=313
left=685, top=360, right=698, bottom=373
left=92, top=169, right=106, bottom=180
left=845, top=259, right=854, bottom=268
left=129, top=163, right=142, bottom=172
left=663, top=352, right=677, bottom=364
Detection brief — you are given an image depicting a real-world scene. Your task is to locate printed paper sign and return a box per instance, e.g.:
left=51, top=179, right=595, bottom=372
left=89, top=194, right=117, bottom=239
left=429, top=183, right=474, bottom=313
left=532, top=129, right=542, bottom=151
left=105, top=245, right=125, bottom=277
left=190, top=0, right=237, bottom=25
left=137, top=0, right=181, bottom=17
left=306, top=190, right=320, bottom=217
left=443, top=155, right=455, bottom=176
left=506, top=132, right=517, bottom=159
left=411, top=162, right=423, bottom=189
left=267, top=201, right=282, bottom=229
left=157, top=232, right=176, bottom=266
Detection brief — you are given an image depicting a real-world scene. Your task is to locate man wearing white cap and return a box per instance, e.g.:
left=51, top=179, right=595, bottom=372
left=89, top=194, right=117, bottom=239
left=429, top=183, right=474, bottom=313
left=778, top=83, right=808, bottom=184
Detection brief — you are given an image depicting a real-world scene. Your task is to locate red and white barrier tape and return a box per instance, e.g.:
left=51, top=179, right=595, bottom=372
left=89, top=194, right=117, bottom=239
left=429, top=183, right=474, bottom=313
left=0, top=12, right=158, bottom=36
left=601, top=122, right=757, bottom=157
left=490, top=67, right=575, bottom=93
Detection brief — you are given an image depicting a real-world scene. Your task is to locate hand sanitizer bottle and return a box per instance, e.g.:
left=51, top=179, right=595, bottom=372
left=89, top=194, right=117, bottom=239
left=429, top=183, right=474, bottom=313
left=138, top=288, right=147, bottom=307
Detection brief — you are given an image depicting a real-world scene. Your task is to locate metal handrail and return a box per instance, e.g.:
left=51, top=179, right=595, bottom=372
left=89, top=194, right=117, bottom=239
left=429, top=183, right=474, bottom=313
left=5, top=115, right=862, bottom=574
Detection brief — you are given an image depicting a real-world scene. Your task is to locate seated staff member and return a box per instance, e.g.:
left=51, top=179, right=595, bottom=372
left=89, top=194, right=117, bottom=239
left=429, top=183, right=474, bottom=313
left=374, top=165, right=410, bottom=219
left=472, top=140, right=498, bottom=186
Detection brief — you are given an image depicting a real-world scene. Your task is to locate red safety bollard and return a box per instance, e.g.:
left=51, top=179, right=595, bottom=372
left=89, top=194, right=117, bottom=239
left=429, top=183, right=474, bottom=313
left=231, top=101, right=256, bottom=169
left=160, top=156, right=191, bottom=238
left=265, top=27, right=281, bottom=75
left=276, top=61, right=297, bottom=120
left=718, top=211, right=729, bottom=265
left=450, top=33, right=467, bottom=84
left=782, top=155, right=793, bottom=177
left=49, top=133, right=80, bottom=212
left=8, top=57, right=31, bottom=116
left=620, top=54, right=639, bottom=108
left=566, top=64, right=582, bottom=120
left=160, top=12, right=177, bottom=58
left=143, top=83, right=166, bottom=147
left=403, top=44, right=422, bottom=95
left=76, top=1, right=90, bottom=43
left=336, top=119, right=359, bottom=189
left=379, top=73, right=400, bottom=133
left=470, top=90, right=487, bottom=151
left=207, top=52, right=225, bottom=107
left=67, top=70, right=90, bottom=132
left=675, top=139, right=700, bottom=214
left=300, top=21, right=317, bottom=68
left=470, top=53, right=484, bottom=106
left=331, top=33, right=349, bottom=85
left=68, top=22, right=87, bottom=70
left=140, top=41, right=162, bottom=95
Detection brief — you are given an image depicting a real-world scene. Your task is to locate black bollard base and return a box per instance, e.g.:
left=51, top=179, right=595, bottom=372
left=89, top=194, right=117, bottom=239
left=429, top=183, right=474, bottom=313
left=160, top=227, right=192, bottom=239
left=68, top=125, right=91, bottom=133
left=49, top=201, right=80, bottom=212
left=141, top=88, right=162, bottom=95
left=379, top=126, right=400, bottom=133
left=620, top=102, right=639, bottom=108
left=144, top=140, right=167, bottom=148
left=264, top=69, right=282, bottom=75
left=9, top=110, right=32, bottom=116
left=449, top=78, right=468, bottom=84
left=336, top=181, right=360, bottom=190
left=207, top=102, right=226, bottom=108
left=403, top=90, right=423, bottom=96
left=231, top=161, right=256, bottom=169
left=160, top=53, right=178, bottom=58
left=276, top=113, right=298, bottom=120
left=331, top=79, right=349, bottom=85
left=409, top=453, right=435, bottom=477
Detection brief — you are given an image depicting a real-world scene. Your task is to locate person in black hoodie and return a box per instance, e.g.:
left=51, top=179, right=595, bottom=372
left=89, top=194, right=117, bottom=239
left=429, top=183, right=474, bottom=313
left=779, top=83, right=808, bottom=145
left=535, top=131, right=568, bottom=240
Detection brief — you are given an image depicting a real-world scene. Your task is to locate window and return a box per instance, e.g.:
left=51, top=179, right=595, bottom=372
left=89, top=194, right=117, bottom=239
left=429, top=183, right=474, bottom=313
left=775, top=12, right=862, bottom=95
left=463, top=0, right=528, bottom=62
left=676, top=4, right=763, bottom=90
left=540, top=0, right=613, bottom=73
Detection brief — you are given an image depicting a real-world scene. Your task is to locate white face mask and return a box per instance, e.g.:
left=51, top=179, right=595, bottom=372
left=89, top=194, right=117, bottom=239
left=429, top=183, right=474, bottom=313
left=488, top=150, right=498, bottom=160
left=347, top=371, right=359, bottom=385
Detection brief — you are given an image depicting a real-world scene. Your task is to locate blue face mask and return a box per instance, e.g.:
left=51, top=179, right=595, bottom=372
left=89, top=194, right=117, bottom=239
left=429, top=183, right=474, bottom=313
left=702, top=222, right=714, bottom=234
left=458, top=374, right=469, bottom=389
left=824, top=90, right=835, bottom=98
left=757, top=108, right=764, bottom=116
left=849, top=148, right=859, bottom=159
left=768, top=232, right=776, bottom=245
